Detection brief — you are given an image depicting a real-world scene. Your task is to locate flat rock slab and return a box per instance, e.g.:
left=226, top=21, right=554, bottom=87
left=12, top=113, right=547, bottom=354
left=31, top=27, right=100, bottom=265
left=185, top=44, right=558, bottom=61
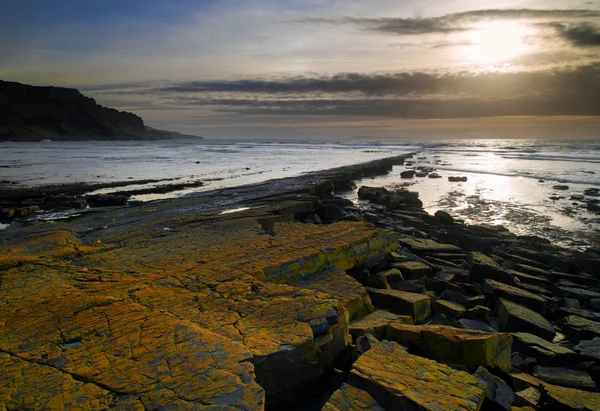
left=292, top=269, right=373, bottom=320
left=390, top=260, right=432, bottom=279
left=366, top=288, right=431, bottom=323
left=471, top=252, right=515, bottom=285
left=385, top=323, right=513, bottom=372
left=398, top=237, right=465, bottom=255
left=474, top=366, right=514, bottom=411
left=433, top=299, right=466, bottom=319
left=349, top=337, right=487, bottom=411
left=349, top=310, right=413, bottom=342
left=0, top=215, right=399, bottom=408
left=321, top=383, right=385, bottom=411
left=574, top=337, right=600, bottom=361
left=557, top=286, right=600, bottom=303
left=510, top=372, right=600, bottom=411
left=483, top=279, right=549, bottom=316
left=564, top=316, right=600, bottom=342
left=512, top=332, right=575, bottom=366
left=496, top=299, right=556, bottom=341
left=533, top=366, right=597, bottom=391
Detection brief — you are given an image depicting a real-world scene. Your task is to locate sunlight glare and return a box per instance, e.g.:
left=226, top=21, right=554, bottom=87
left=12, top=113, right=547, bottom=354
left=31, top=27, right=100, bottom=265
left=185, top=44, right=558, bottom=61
left=460, top=21, right=534, bottom=64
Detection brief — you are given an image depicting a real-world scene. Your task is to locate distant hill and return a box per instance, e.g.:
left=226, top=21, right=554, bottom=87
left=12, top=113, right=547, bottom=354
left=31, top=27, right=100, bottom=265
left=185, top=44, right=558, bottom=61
left=0, top=80, right=204, bottom=141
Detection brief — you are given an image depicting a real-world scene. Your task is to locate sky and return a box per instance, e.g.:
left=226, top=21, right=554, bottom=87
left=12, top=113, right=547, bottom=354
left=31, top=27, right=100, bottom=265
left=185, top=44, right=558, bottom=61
left=1, top=0, right=600, bottom=139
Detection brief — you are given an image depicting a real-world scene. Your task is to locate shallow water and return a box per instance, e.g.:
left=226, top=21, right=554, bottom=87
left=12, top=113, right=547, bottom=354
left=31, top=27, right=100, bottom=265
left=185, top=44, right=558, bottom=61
left=1, top=139, right=599, bottom=246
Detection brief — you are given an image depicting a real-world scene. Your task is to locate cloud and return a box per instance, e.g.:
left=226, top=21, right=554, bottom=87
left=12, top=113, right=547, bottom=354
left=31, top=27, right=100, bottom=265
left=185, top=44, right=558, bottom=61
left=549, top=22, right=600, bottom=46
left=301, top=9, right=600, bottom=36
left=88, top=62, right=600, bottom=119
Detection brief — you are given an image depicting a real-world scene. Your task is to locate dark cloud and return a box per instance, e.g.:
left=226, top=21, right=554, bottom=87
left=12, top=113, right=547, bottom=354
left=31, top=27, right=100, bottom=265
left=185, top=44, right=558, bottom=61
left=154, top=64, right=600, bottom=99
left=301, top=9, right=600, bottom=36
left=549, top=22, right=600, bottom=46
left=136, top=63, right=600, bottom=119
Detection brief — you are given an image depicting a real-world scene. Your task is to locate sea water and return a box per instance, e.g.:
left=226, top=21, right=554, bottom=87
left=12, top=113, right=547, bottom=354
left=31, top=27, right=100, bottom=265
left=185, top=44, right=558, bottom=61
left=1, top=139, right=598, bottom=247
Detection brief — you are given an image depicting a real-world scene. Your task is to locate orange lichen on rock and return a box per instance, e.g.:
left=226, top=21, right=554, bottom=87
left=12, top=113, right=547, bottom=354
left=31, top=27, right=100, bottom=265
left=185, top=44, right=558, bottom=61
left=0, top=209, right=399, bottom=409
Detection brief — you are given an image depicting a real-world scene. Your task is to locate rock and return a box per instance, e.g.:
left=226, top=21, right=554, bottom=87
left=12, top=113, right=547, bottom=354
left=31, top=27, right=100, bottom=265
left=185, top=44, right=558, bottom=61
left=459, top=318, right=498, bottom=332
left=553, top=185, right=569, bottom=190
left=357, top=186, right=388, bottom=202
left=348, top=337, right=487, bottom=410
left=375, top=268, right=404, bottom=283
left=398, top=236, right=465, bottom=256
left=390, top=280, right=426, bottom=294
left=533, top=366, right=597, bottom=391
left=427, top=313, right=459, bottom=326
left=321, top=383, right=385, bottom=411
left=471, top=252, right=515, bottom=285
left=449, top=176, right=468, bottom=182
left=564, top=316, right=600, bottom=342
left=483, top=279, right=549, bottom=316
left=292, top=269, right=374, bottom=320
left=584, top=188, right=600, bottom=196
left=587, top=201, right=600, bottom=212
left=86, top=194, right=129, bottom=207
left=385, top=323, right=513, bottom=371
left=433, top=299, right=466, bottom=319
left=400, top=170, right=417, bottom=178
left=428, top=172, right=442, bottom=178
left=435, top=210, right=454, bottom=224
left=320, top=196, right=354, bottom=208
left=316, top=204, right=346, bottom=221
left=426, top=278, right=465, bottom=294
left=461, top=305, right=493, bottom=324
left=474, top=366, right=515, bottom=411
left=303, top=213, right=322, bottom=224
left=440, top=290, right=469, bottom=307
left=349, top=310, right=413, bottom=342
left=366, top=288, right=431, bottom=323
left=514, top=387, right=541, bottom=408
left=557, top=286, right=600, bottom=303
left=496, top=299, right=556, bottom=341
left=511, top=332, right=575, bottom=366
left=574, top=338, right=600, bottom=361
left=415, top=172, right=428, bottom=177
left=390, top=260, right=432, bottom=279
left=511, top=353, right=528, bottom=370
left=509, top=372, right=600, bottom=410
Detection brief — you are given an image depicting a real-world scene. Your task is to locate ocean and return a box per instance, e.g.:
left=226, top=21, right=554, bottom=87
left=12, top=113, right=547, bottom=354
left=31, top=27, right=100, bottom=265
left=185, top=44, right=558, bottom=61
left=1, top=139, right=599, bottom=247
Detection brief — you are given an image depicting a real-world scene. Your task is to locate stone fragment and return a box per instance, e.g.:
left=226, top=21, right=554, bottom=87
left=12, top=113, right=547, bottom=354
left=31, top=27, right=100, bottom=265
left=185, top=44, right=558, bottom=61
left=511, top=332, right=575, bottom=366
left=564, top=315, right=600, bottom=342
left=349, top=310, right=412, bottom=342
left=474, top=366, right=515, bottom=411
left=385, top=323, right=513, bottom=371
left=366, top=288, right=431, bottom=323
left=514, top=387, right=541, bottom=408
left=349, top=337, right=487, bottom=410
left=533, top=366, right=597, bottom=391
left=483, top=279, right=548, bottom=316
left=557, top=286, right=600, bottom=303
left=461, top=305, right=493, bottom=324
left=496, top=299, right=556, bottom=341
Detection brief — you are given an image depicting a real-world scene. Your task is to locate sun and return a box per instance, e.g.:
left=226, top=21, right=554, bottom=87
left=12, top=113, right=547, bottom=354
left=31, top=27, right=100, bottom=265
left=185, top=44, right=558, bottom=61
left=460, top=21, right=534, bottom=64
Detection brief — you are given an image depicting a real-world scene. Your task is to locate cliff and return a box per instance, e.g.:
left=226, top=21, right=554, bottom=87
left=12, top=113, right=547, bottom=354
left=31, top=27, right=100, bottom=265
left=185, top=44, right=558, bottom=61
left=0, top=80, right=203, bottom=141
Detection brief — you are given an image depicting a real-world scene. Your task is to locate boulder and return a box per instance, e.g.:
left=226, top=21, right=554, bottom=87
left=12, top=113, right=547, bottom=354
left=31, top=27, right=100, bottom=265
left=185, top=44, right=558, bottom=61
left=441, top=289, right=469, bottom=307
left=349, top=310, right=413, bottom=342
left=428, top=172, right=442, bottom=179
left=511, top=332, right=575, bottom=366
left=385, top=323, right=513, bottom=371
left=400, top=170, right=417, bottom=178
left=316, top=204, right=345, bottom=221
left=435, top=210, right=455, bottom=225
left=348, top=336, right=487, bottom=410
left=357, top=186, right=387, bottom=202
left=448, top=176, right=468, bottom=182
left=483, top=279, right=548, bottom=316
left=366, top=288, right=431, bottom=323
left=474, top=366, right=515, bottom=411
left=533, top=366, right=597, bottom=391
left=496, top=299, right=556, bottom=341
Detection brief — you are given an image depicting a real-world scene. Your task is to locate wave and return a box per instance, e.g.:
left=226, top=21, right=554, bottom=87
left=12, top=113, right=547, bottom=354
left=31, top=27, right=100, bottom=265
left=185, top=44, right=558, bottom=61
left=434, top=166, right=599, bottom=186
left=500, top=154, right=600, bottom=164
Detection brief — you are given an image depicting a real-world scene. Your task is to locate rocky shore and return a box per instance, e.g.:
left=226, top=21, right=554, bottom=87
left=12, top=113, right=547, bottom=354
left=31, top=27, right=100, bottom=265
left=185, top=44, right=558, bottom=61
left=1, top=153, right=600, bottom=410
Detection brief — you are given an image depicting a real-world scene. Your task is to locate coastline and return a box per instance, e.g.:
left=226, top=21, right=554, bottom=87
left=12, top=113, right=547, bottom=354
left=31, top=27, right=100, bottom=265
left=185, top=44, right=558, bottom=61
left=1, top=153, right=600, bottom=409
